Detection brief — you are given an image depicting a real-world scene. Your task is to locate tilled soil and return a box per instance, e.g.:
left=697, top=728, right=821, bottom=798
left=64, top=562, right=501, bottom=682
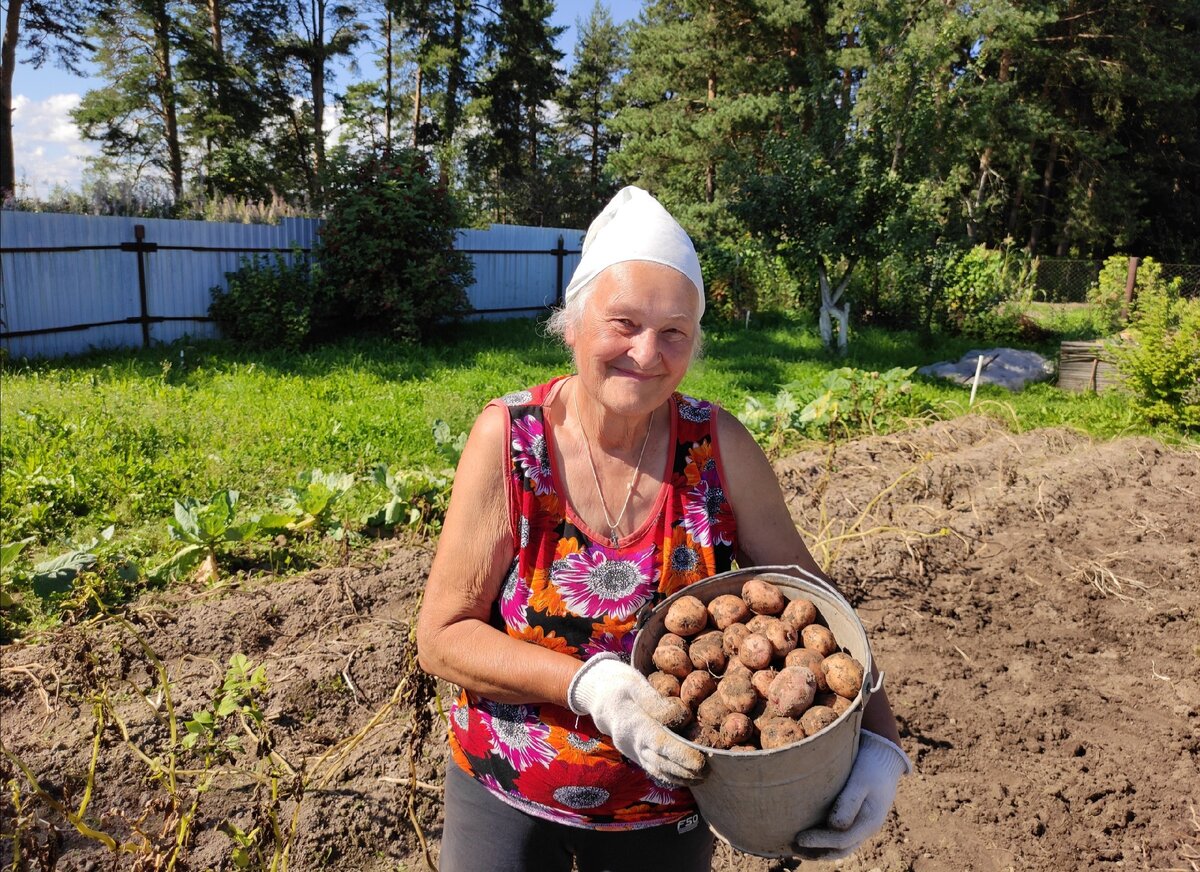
left=2, top=416, right=1198, bottom=872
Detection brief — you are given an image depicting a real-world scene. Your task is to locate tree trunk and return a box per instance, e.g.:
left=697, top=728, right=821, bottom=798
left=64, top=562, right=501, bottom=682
left=705, top=71, right=716, bottom=203
left=412, top=61, right=421, bottom=150
left=590, top=114, right=600, bottom=194
left=967, top=51, right=1010, bottom=241
left=1026, top=136, right=1058, bottom=254
left=152, top=0, right=183, bottom=204
left=384, top=11, right=392, bottom=152
left=204, top=0, right=224, bottom=198
left=817, top=259, right=854, bottom=353
left=438, top=0, right=467, bottom=185
left=1, top=0, right=24, bottom=200
left=309, top=0, right=326, bottom=201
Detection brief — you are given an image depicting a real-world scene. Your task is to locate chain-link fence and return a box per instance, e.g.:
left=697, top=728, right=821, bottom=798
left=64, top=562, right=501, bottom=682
left=1032, top=258, right=1101, bottom=303
left=1032, top=257, right=1200, bottom=303
left=1161, top=263, right=1200, bottom=299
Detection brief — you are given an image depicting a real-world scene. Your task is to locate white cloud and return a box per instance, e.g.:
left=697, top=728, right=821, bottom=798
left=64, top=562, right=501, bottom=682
left=10, top=92, right=99, bottom=193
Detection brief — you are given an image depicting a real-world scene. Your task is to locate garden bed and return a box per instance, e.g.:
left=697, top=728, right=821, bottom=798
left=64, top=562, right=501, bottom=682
left=3, top=416, right=1198, bottom=871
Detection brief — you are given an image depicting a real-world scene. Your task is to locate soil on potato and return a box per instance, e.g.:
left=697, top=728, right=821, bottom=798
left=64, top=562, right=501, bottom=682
left=3, top=416, right=1198, bottom=872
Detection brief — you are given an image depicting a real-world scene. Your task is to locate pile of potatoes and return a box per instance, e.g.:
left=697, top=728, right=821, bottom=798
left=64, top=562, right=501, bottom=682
left=645, top=577, right=865, bottom=751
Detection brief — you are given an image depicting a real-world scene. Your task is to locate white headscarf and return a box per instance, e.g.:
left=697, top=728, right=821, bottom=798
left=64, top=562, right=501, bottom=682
left=562, top=186, right=705, bottom=318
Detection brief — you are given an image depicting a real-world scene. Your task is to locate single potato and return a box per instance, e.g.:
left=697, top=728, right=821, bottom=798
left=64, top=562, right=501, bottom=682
left=664, top=596, right=709, bottom=637
left=822, top=652, right=865, bottom=699
left=707, top=594, right=751, bottom=630
left=742, top=578, right=787, bottom=615
left=800, top=624, right=838, bottom=658
left=767, top=666, right=818, bottom=718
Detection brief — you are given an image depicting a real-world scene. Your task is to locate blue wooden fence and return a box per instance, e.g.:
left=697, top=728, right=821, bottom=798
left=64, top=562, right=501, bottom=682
left=0, top=212, right=584, bottom=359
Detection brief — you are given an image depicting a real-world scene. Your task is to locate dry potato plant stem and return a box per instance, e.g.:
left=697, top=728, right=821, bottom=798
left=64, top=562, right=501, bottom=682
left=4, top=596, right=436, bottom=871
left=0, top=702, right=139, bottom=857
left=1063, top=553, right=1153, bottom=602
left=802, top=446, right=950, bottom=573
left=408, top=744, right=436, bottom=871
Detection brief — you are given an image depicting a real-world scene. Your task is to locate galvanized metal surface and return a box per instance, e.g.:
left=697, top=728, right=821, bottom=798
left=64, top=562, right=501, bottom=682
left=0, top=213, right=582, bottom=358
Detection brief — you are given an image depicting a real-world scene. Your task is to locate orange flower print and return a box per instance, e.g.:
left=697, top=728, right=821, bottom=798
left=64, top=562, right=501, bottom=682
left=529, top=567, right=571, bottom=616
left=556, top=536, right=583, bottom=559
left=537, top=489, right=563, bottom=517
left=661, top=526, right=706, bottom=596
left=543, top=706, right=621, bottom=764
left=590, top=614, right=632, bottom=640
left=510, top=623, right=577, bottom=655
left=684, top=441, right=715, bottom=486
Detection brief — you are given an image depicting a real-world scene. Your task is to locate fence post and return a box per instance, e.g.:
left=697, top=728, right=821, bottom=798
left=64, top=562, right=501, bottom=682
left=1121, top=256, right=1139, bottom=322
left=120, top=223, right=159, bottom=348
left=552, top=235, right=566, bottom=307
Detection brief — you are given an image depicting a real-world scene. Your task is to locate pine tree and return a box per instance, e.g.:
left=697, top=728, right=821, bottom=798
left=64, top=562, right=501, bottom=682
left=466, top=0, right=564, bottom=224
left=1, top=0, right=103, bottom=199
left=71, top=0, right=186, bottom=205
left=556, top=1, right=627, bottom=225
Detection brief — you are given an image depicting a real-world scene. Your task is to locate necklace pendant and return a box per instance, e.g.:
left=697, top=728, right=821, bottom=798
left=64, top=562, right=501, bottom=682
left=610, top=531, right=620, bottom=547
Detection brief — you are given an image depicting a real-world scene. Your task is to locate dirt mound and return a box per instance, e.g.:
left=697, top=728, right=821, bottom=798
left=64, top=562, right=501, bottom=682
left=3, top=417, right=1198, bottom=871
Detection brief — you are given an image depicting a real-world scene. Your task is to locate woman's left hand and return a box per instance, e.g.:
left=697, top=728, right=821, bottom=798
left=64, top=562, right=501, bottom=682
left=791, top=731, right=911, bottom=860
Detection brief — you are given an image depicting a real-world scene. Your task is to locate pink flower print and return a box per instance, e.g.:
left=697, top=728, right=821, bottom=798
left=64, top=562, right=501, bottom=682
left=641, top=774, right=681, bottom=805
left=482, top=701, right=556, bottom=771
left=552, top=544, right=658, bottom=620
left=512, top=415, right=555, bottom=495
left=582, top=631, right=634, bottom=661
left=498, top=562, right=530, bottom=630
left=683, top=479, right=734, bottom=547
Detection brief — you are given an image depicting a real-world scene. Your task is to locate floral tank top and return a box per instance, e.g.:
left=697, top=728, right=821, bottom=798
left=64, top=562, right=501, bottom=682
left=447, top=376, right=738, bottom=830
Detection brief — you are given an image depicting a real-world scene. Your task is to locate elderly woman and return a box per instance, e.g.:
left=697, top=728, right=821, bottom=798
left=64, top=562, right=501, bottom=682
left=416, top=187, right=909, bottom=872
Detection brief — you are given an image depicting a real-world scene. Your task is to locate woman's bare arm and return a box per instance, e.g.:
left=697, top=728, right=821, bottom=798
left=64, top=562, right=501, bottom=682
left=415, top=403, right=580, bottom=705
left=715, top=408, right=902, bottom=744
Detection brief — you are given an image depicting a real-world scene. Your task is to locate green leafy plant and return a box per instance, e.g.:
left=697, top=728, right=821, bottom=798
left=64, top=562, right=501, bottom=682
left=1, top=537, right=37, bottom=605
left=280, top=469, right=357, bottom=539
left=1088, top=256, right=1175, bottom=336
left=364, top=420, right=462, bottom=534
left=432, top=419, right=468, bottom=468
left=1088, top=255, right=1134, bottom=334
left=1108, top=275, right=1200, bottom=430
left=183, top=653, right=269, bottom=757
left=363, top=466, right=452, bottom=534
left=153, top=491, right=288, bottom=583
left=208, top=251, right=326, bottom=351
left=796, top=367, right=916, bottom=440
left=935, top=244, right=1030, bottom=338
left=736, top=390, right=801, bottom=458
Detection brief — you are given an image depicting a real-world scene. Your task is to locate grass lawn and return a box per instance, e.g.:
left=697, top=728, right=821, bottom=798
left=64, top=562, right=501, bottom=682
left=1, top=311, right=1189, bottom=632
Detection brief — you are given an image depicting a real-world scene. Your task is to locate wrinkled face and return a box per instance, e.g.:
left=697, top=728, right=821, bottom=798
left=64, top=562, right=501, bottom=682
left=566, top=261, right=700, bottom=417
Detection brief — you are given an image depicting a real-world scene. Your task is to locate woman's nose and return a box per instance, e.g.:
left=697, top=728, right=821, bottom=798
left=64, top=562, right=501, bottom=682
left=628, top=329, right=661, bottom=368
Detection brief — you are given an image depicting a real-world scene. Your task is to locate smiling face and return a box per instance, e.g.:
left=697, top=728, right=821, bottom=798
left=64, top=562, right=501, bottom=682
left=565, top=261, right=701, bottom=418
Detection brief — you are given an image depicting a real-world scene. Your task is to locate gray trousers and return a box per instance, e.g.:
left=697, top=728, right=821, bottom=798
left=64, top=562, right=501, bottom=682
left=439, top=764, right=715, bottom=872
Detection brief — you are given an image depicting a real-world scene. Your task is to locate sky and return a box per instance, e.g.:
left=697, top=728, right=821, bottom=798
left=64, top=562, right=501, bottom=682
left=9, top=0, right=644, bottom=198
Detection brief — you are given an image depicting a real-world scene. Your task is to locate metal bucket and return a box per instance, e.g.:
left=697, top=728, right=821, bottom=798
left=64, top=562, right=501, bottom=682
left=631, top=564, right=875, bottom=858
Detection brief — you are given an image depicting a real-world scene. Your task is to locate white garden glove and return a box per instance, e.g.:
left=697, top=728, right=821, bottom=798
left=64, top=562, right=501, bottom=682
left=567, top=653, right=707, bottom=786
left=792, top=730, right=911, bottom=860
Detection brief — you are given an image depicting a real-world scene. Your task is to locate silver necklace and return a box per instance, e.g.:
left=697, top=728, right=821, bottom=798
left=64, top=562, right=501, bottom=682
left=572, top=382, right=656, bottom=547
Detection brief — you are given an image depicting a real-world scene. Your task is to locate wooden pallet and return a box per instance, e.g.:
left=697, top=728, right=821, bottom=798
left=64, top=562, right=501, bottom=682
left=1057, top=339, right=1122, bottom=392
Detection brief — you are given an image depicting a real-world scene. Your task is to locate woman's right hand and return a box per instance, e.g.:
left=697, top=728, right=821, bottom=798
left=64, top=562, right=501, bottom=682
left=568, top=653, right=707, bottom=786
